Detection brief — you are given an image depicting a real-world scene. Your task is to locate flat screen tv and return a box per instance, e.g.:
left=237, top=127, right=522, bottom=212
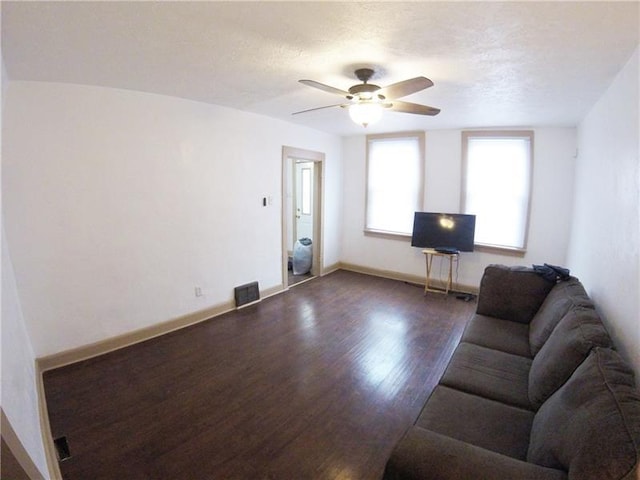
left=411, top=212, right=476, bottom=253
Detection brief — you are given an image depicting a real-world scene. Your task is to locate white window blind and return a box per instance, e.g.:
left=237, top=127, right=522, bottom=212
left=462, top=132, right=533, bottom=250
left=366, top=133, right=424, bottom=235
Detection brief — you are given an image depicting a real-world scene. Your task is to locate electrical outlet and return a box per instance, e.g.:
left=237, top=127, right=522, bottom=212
left=195, top=286, right=203, bottom=297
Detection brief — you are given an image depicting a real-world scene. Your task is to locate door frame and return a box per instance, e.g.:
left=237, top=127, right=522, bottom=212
left=282, top=146, right=324, bottom=288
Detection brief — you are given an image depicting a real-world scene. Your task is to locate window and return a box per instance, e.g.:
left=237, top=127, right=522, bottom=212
left=365, top=132, right=425, bottom=236
left=462, top=131, right=533, bottom=251
left=301, top=167, right=312, bottom=215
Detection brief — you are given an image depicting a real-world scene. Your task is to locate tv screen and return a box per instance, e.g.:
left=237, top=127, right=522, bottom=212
left=411, top=212, right=476, bottom=252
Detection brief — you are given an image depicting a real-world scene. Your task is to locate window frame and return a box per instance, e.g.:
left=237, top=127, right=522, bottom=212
left=364, top=131, right=425, bottom=238
left=461, top=130, right=534, bottom=254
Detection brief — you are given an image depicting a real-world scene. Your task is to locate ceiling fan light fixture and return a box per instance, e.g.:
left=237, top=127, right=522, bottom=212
left=295, top=69, right=439, bottom=124
left=348, top=101, right=383, bottom=127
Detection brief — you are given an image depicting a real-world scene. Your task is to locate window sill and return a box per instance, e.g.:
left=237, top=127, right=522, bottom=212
left=474, top=243, right=527, bottom=257
left=359, top=232, right=527, bottom=257
left=363, top=229, right=412, bottom=241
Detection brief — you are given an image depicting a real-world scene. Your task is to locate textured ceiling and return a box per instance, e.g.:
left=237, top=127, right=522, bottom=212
left=2, top=1, right=639, bottom=136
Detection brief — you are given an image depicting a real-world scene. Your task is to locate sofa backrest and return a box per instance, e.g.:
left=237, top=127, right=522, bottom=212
left=476, top=265, right=555, bottom=324
left=528, top=307, right=613, bottom=409
left=528, top=277, right=594, bottom=356
left=528, top=347, right=640, bottom=480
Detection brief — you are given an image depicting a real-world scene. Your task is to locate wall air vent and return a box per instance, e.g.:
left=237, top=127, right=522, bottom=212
left=234, top=281, right=260, bottom=308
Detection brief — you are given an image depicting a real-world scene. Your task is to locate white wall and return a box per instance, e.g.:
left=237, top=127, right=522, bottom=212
left=568, top=47, right=640, bottom=376
left=342, top=128, right=577, bottom=288
left=2, top=81, right=342, bottom=357
left=1, top=36, right=50, bottom=477
left=2, top=227, right=49, bottom=477
left=1, top=3, right=5, bottom=414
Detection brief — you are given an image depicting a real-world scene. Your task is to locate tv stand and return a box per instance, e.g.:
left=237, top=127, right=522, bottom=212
left=422, top=248, right=459, bottom=295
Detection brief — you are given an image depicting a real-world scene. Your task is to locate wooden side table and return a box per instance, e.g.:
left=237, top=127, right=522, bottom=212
left=422, top=248, right=459, bottom=294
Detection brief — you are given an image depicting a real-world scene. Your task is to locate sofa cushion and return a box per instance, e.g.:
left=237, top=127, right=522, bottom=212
left=461, top=314, right=531, bottom=358
left=528, top=348, right=640, bottom=480
left=528, top=278, right=594, bottom=356
left=440, top=342, right=532, bottom=409
left=528, top=308, right=612, bottom=409
left=383, top=427, right=568, bottom=480
left=416, top=385, right=535, bottom=459
left=476, top=265, right=555, bottom=324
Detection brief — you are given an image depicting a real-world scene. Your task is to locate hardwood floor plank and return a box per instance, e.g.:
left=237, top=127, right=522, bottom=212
left=43, top=270, right=475, bottom=479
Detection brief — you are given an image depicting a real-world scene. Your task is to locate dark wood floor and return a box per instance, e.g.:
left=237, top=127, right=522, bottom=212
left=1, top=438, right=31, bottom=480
left=287, top=268, right=313, bottom=287
left=43, top=270, right=476, bottom=480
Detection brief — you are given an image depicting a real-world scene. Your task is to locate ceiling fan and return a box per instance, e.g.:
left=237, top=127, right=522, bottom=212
left=293, top=68, right=440, bottom=127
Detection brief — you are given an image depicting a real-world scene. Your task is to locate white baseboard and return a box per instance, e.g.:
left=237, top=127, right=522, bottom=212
left=337, top=262, right=479, bottom=294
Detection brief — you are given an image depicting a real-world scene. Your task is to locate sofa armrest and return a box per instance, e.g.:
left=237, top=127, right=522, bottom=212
left=476, top=265, right=555, bottom=324
left=383, top=427, right=567, bottom=480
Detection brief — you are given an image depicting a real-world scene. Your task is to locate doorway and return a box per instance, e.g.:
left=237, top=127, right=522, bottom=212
left=282, top=146, right=324, bottom=288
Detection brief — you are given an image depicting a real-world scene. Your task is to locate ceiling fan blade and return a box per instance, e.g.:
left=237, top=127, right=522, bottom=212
left=292, top=103, right=345, bottom=115
left=380, top=77, right=434, bottom=99
left=390, top=100, right=440, bottom=116
left=299, top=79, right=350, bottom=97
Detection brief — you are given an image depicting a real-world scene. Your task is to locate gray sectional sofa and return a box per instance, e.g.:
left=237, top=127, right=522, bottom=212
left=384, top=264, right=640, bottom=480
